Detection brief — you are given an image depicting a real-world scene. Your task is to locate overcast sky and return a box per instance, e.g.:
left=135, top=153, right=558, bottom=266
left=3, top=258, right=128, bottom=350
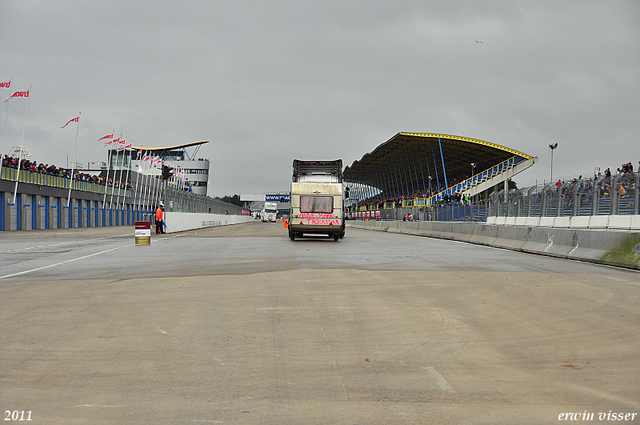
left=1, top=1, right=639, bottom=196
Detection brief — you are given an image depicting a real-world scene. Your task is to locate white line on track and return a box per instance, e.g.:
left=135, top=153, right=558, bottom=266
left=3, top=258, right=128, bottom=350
left=0, top=233, right=184, bottom=280
left=0, top=234, right=131, bottom=253
left=0, top=246, right=126, bottom=280
left=422, top=366, right=454, bottom=393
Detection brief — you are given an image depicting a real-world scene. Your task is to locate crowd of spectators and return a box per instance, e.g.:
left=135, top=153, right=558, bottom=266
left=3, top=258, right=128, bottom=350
left=1, top=154, right=132, bottom=189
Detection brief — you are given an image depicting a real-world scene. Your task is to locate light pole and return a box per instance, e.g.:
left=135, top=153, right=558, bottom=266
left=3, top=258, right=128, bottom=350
left=549, top=143, right=558, bottom=183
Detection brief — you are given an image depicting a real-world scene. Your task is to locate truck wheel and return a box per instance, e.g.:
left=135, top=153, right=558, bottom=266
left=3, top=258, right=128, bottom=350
left=333, top=233, right=339, bottom=241
left=289, top=230, right=296, bottom=241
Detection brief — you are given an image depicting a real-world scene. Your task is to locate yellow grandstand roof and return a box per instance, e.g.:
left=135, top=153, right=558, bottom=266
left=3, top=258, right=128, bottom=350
left=344, top=132, right=533, bottom=191
left=130, top=140, right=209, bottom=151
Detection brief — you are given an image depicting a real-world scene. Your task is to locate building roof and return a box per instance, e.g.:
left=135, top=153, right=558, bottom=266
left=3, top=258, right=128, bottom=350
left=130, top=140, right=209, bottom=152
left=343, top=132, right=534, bottom=196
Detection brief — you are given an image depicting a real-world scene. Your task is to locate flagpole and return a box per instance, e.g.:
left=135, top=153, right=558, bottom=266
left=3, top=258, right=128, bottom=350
left=152, top=157, right=160, bottom=208
left=121, top=146, right=132, bottom=209
left=103, top=146, right=110, bottom=208
left=101, top=133, right=115, bottom=212
left=141, top=151, right=150, bottom=216
left=147, top=156, right=156, bottom=214
left=109, top=135, right=121, bottom=209
left=66, top=112, right=81, bottom=207
left=12, top=85, right=31, bottom=203
left=115, top=141, right=124, bottom=209
left=139, top=152, right=147, bottom=214
left=132, top=149, right=142, bottom=214
left=0, top=78, right=12, bottom=181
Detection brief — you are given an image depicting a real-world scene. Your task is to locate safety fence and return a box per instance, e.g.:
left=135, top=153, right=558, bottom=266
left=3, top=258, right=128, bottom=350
left=347, top=204, right=487, bottom=223
left=163, top=186, right=246, bottom=215
left=346, top=173, right=640, bottom=228
left=487, top=173, right=640, bottom=218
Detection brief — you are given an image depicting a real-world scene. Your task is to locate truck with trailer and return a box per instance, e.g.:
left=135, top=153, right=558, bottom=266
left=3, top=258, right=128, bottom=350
left=288, top=159, right=348, bottom=241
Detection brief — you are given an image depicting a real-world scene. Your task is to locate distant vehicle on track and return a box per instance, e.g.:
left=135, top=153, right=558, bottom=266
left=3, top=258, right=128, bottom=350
left=261, top=202, right=278, bottom=222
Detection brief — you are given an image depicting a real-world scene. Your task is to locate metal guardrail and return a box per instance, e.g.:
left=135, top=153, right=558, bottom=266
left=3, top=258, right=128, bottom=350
left=348, top=173, right=640, bottom=223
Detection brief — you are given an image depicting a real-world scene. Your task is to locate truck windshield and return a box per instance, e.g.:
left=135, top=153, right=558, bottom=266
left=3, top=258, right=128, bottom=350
left=300, top=195, right=333, bottom=213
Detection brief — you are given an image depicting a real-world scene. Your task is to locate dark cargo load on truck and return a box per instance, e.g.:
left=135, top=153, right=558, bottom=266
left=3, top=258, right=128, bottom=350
left=292, top=159, right=343, bottom=182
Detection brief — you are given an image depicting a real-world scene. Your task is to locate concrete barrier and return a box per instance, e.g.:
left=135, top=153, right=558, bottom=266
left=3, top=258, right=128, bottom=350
left=570, top=216, right=590, bottom=229
left=609, top=215, right=632, bottom=230
left=164, top=212, right=253, bottom=234
left=346, top=220, right=640, bottom=269
left=494, top=225, right=530, bottom=250
left=589, top=216, right=610, bottom=229
left=469, top=223, right=499, bottom=246
left=553, top=217, right=571, bottom=228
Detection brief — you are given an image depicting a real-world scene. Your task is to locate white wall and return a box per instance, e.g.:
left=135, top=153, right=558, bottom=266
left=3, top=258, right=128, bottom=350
left=164, top=212, right=253, bottom=233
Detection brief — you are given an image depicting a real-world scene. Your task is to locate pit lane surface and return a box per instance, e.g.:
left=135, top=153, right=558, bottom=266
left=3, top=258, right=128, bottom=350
left=0, top=222, right=638, bottom=424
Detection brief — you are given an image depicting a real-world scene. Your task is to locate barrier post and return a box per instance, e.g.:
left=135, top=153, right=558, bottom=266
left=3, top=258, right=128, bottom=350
left=135, top=221, right=151, bottom=245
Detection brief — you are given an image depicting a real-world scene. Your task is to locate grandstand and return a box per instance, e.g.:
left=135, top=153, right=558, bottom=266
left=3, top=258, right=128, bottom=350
left=343, top=132, right=537, bottom=210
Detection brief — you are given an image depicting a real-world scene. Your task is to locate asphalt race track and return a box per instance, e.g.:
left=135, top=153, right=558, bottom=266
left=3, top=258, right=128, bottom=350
left=1, top=221, right=638, bottom=424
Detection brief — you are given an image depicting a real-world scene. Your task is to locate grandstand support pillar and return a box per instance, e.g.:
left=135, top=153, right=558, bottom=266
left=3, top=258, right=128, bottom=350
left=380, top=167, right=389, bottom=202
left=437, top=137, right=449, bottom=193
left=423, top=144, right=432, bottom=194
left=591, top=176, right=602, bottom=215
left=401, top=155, right=408, bottom=197
left=611, top=174, right=623, bottom=215
left=635, top=173, right=640, bottom=215
left=431, top=140, right=441, bottom=193
left=392, top=158, right=402, bottom=198
left=384, top=166, right=395, bottom=199
left=365, top=171, right=373, bottom=202
left=403, top=152, right=414, bottom=196
left=373, top=168, right=381, bottom=204
left=415, top=148, right=426, bottom=196
left=401, top=155, right=411, bottom=197
left=571, top=180, right=584, bottom=217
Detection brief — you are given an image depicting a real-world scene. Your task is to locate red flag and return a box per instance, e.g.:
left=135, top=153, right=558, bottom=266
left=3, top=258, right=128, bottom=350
left=61, top=116, right=79, bottom=129
left=98, top=133, right=113, bottom=141
left=103, top=137, right=120, bottom=147
left=117, top=143, right=132, bottom=151
left=0, top=81, right=10, bottom=89
left=4, top=89, right=29, bottom=102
